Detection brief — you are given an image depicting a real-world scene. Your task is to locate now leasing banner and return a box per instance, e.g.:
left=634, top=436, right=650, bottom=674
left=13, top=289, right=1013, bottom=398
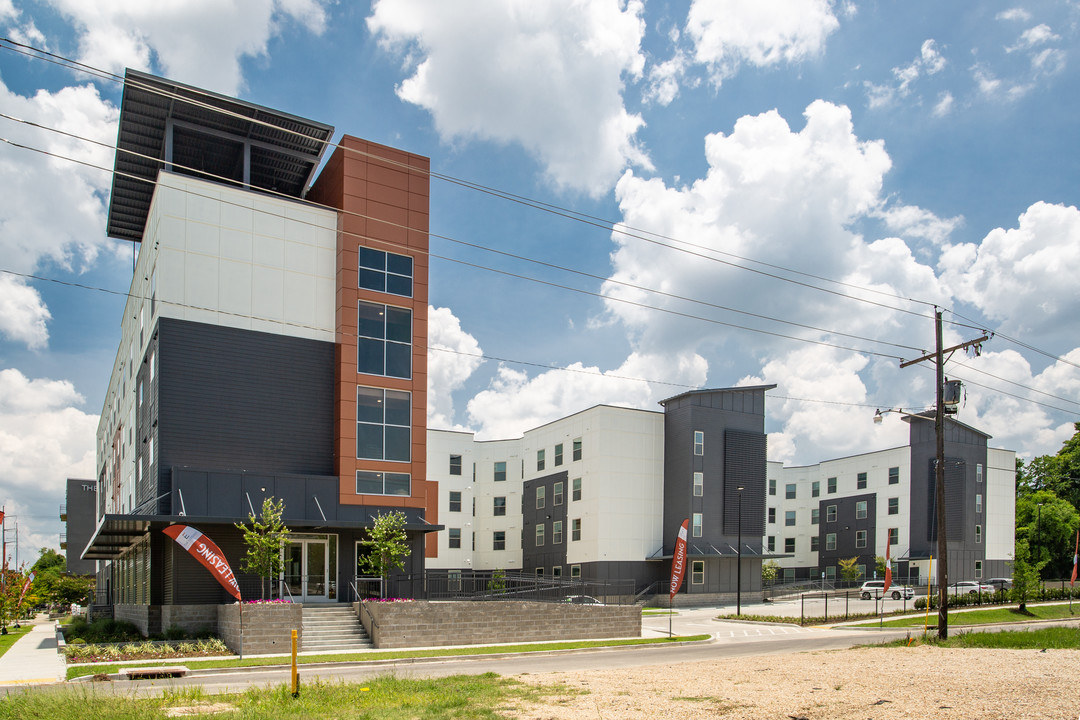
left=670, top=519, right=689, bottom=600
left=883, top=540, right=892, bottom=593
left=163, top=525, right=241, bottom=601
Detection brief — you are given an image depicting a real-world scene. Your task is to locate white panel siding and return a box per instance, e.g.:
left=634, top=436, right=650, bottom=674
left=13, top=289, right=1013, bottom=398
left=985, top=448, right=1016, bottom=562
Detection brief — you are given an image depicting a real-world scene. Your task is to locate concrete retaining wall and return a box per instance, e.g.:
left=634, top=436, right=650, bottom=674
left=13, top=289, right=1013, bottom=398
left=218, top=603, right=302, bottom=655
left=360, top=600, right=640, bottom=649
left=113, top=604, right=156, bottom=635
left=160, top=605, right=219, bottom=636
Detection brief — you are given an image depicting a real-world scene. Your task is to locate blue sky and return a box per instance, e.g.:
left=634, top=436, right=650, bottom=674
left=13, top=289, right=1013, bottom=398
left=1, top=0, right=1078, bottom=557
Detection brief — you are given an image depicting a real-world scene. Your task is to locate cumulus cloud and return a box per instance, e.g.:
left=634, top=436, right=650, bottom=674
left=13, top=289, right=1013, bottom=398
left=644, top=50, right=689, bottom=106
left=0, top=0, right=14, bottom=21
left=996, top=8, right=1032, bottom=23
left=932, top=90, right=955, bottom=117
left=46, top=0, right=330, bottom=95
left=427, top=306, right=484, bottom=431
left=686, top=0, right=839, bottom=86
left=865, top=39, right=946, bottom=109
left=0, top=276, right=51, bottom=349
left=368, top=0, right=651, bottom=196
left=0, top=369, right=97, bottom=547
left=875, top=203, right=962, bottom=246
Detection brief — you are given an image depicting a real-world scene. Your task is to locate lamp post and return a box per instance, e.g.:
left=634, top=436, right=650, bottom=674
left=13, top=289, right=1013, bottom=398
left=1035, top=503, right=1043, bottom=577
left=736, top=485, right=744, bottom=616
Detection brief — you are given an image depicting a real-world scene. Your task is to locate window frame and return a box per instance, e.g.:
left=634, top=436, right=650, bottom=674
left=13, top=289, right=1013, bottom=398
left=357, top=300, right=412, bottom=379
left=888, top=466, right=899, bottom=485
left=693, top=430, right=704, bottom=455
left=857, top=472, right=867, bottom=490
left=537, top=449, right=545, bottom=471
left=536, top=486, right=546, bottom=509
left=691, top=560, right=704, bottom=585
left=855, top=530, right=867, bottom=548
left=785, top=483, right=796, bottom=500
left=448, top=491, right=461, bottom=513
left=356, top=386, right=411, bottom=462
left=888, top=497, right=899, bottom=515
left=554, top=481, right=564, bottom=506
left=768, top=507, right=776, bottom=524
left=535, top=524, right=545, bottom=547
left=359, top=246, right=414, bottom=297
left=494, top=461, right=507, bottom=482
left=692, top=513, right=703, bottom=537
left=826, top=533, right=837, bottom=551
left=449, top=454, right=462, bottom=476
left=572, top=438, right=582, bottom=461
left=784, top=537, right=796, bottom=553
left=448, top=527, right=461, bottom=549
left=355, top=470, right=410, bottom=496
left=693, top=472, right=703, bottom=497
left=811, top=508, right=820, bottom=525
left=826, top=505, right=837, bottom=523
left=493, top=496, right=506, bottom=516
left=827, top=477, right=837, bottom=493
left=571, top=518, right=581, bottom=541
left=553, top=520, right=563, bottom=544
left=572, top=477, right=581, bottom=501
left=554, top=443, right=564, bottom=466
left=493, top=531, right=505, bottom=551
left=811, top=481, right=820, bottom=497
left=888, top=527, right=899, bottom=545
left=810, top=535, right=820, bottom=552
left=785, top=510, right=796, bottom=527
left=856, top=500, right=868, bottom=519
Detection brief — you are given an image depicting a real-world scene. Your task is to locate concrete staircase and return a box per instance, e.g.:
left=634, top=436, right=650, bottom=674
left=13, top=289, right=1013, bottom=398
left=300, top=604, right=373, bottom=652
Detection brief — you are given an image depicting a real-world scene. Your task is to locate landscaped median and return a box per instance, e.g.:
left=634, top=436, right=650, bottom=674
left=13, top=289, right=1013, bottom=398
left=845, top=602, right=1080, bottom=629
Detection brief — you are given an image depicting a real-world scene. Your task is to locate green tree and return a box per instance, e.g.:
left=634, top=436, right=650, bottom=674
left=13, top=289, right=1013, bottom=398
left=359, top=511, right=410, bottom=598
left=1016, top=490, right=1080, bottom=578
left=235, top=497, right=291, bottom=600
left=874, top=555, right=888, bottom=578
left=838, top=557, right=862, bottom=582
left=1016, top=423, right=1080, bottom=509
left=761, top=560, right=780, bottom=585
left=1010, top=539, right=1045, bottom=613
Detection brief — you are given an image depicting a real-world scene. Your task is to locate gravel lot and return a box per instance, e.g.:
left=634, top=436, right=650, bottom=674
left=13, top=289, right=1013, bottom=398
left=514, top=645, right=1080, bottom=719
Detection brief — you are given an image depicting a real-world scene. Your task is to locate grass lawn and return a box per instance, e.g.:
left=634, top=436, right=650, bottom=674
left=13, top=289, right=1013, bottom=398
left=0, top=672, right=569, bottom=720
left=849, top=602, right=1080, bottom=629
left=641, top=609, right=677, bottom=616
left=879, top=625, right=1080, bottom=650
left=66, top=634, right=711, bottom=680
left=0, top=624, right=35, bottom=659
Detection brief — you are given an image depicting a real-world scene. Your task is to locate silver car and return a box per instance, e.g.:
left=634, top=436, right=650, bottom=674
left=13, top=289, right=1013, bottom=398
left=860, top=580, right=914, bottom=600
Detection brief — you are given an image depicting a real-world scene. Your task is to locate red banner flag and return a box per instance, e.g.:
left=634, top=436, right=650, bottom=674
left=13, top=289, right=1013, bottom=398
left=670, top=519, right=690, bottom=600
left=1071, top=529, right=1078, bottom=587
left=163, top=525, right=241, bottom=601
left=883, top=539, right=892, bottom=593
left=17, top=571, right=34, bottom=609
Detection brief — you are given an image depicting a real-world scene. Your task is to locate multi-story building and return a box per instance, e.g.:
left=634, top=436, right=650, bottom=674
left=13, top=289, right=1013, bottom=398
left=60, top=478, right=97, bottom=576
left=81, top=70, right=437, bottom=621
left=764, top=414, right=1015, bottom=585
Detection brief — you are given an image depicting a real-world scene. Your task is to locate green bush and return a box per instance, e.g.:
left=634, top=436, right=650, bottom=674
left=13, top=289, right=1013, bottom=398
left=62, top=617, right=143, bottom=643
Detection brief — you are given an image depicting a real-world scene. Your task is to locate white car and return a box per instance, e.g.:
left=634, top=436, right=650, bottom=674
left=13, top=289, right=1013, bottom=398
left=949, top=581, right=992, bottom=595
left=860, top=580, right=914, bottom=600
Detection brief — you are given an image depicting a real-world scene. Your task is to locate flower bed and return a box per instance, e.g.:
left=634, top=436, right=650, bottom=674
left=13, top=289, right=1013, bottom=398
left=64, top=638, right=230, bottom=663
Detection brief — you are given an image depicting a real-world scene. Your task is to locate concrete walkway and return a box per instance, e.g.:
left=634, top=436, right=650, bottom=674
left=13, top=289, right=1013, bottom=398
left=0, top=618, right=66, bottom=686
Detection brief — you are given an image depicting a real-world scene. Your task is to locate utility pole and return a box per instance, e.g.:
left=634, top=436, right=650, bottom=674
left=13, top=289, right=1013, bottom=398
left=900, top=307, right=988, bottom=639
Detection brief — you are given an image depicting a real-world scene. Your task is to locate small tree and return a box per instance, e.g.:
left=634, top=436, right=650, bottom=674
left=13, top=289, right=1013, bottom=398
left=761, top=560, right=780, bottom=586
left=359, top=511, right=410, bottom=598
left=1010, top=539, right=1045, bottom=613
left=838, top=557, right=862, bottom=583
left=235, top=497, right=290, bottom=600
left=488, top=569, right=507, bottom=595
left=875, top=555, right=888, bottom=578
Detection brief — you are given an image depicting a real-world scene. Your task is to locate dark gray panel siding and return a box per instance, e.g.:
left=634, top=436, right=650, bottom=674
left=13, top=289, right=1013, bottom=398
left=522, top=472, right=569, bottom=573
left=156, top=318, right=335, bottom=514
left=723, top=430, right=767, bottom=536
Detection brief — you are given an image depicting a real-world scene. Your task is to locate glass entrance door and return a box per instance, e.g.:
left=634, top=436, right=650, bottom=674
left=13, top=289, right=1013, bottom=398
left=282, top=535, right=334, bottom=602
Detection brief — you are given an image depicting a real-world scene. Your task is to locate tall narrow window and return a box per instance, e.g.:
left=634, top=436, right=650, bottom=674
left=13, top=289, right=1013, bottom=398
left=535, top=524, right=545, bottom=547
left=359, top=247, right=413, bottom=297
left=553, top=520, right=563, bottom=544
left=449, top=491, right=461, bottom=512
left=493, top=497, right=506, bottom=516
left=448, top=528, right=461, bottom=549
left=785, top=537, right=795, bottom=553
left=785, top=483, right=796, bottom=499
left=554, top=443, right=564, bottom=466
left=857, top=472, right=867, bottom=489
left=974, top=560, right=983, bottom=579
left=855, top=530, right=867, bottom=548
left=888, top=467, right=899, bottom=485
left=357, top=301, right=412, bottom=378
left=493, top=531, right=505, bottom=551
left=811, top=536, right=820, bottom=551
left=494, top=461, right=507, bottom=482
left=767, top=536, right=775, bottom=552
left=768, top=508, right=776, bottom=524
left=785, top=510, right=796, bottom=526
left=693, top=472, right=703, bottom=497
left=826, top=533, right=836, bottom=551
left=537, top=449, right=545, bottom=471
left=811, top=481, right=820, bottom=498
left=572, top=477, right=582, bottom=501
left=811, top=508, right=820, bottom=525
left=449, top=454, right=462, bottom=475
left=827, top=505, right=837, bottom=522
left=827, top=477, right=837, bottom=493
left=976, top=463, right=983, bottom=483
left=975, top=524, right=982, bottom=543
left=356, top=387, right=411, bottom=461
left=856, top=500, right=868, bottom=519
left=691, top=560, right=704, bottom=584
left=692, top=513, right=702, bottom=537
left=572, top=518, right=581, bottom=541
left=572, top=438, right=582, bottom=461
left=888, top=497, right=899, bottom=515
left=693, top=431, right=704, bottom=455
left=975, top=494, right=983, bottom=513
left=889, top=527, right=899, bottom=545
left=769, top=478, right=777, bottom=496
left=554, top=481, right=564, bottom=505
left=536, top=486, right=546, bottom=509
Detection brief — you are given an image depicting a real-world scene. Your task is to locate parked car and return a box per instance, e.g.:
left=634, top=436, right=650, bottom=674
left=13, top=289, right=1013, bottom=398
left=563, top=595, right=604, bottom=605
left=949, top=581, right=992, bottom=595
left=986, top=578, right=1013, bottom=591
left=860, top=580, right=914, bottom=600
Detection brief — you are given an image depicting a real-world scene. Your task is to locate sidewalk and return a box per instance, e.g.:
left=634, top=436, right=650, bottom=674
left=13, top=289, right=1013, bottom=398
left=0, top=617, right=66, bottom=686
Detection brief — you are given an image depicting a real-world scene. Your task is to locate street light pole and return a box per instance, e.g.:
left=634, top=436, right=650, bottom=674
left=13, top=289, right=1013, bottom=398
left=1036, top=503, right=1043, bottom=576
left=737, top=486, right=744, bottom=616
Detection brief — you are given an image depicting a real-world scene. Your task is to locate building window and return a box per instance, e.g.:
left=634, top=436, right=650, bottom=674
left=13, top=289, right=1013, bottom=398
left=811, top=481, right=820, bottom=498
left=553, top=520, right=563, bottom=544
left=975, top=524, right=982, bottom=543
left=554, top=481, right=564, bottom=506
left=785, top=537, right=795, bottom=553
left=572, top=518, right=581, bottom=541
left=889, top=527, right=899, bottom=545
left=825, top=565, right=836, bottom=580
left=472, top=532, right=475, bottom=551
left=692, top=513, right=702, bottom=537
left=856, top=501, right=867, bottom=519
left=857, top=472, right=867, bottom=490
left=572, top=477, right=581, bottom=501
left=555, top=443, right=564, bottom=466
left=888, top=497, right=899, bottom=515
left=691, top=560, right=704, bottom=585
left=827, top=477, right=837, bottom=493
left=572, top=438, right=582, bottom=461
left=769, top=478, right=776, bottom=496
left=537, top=449, right=545, bottom=471
left=974, top=560, right=983, bottom=579
left=855, top=530, right=867, bottom=548
left=359, top=246, right=413, bottom=297
left=975, top=494, right=982, bottom=514
left=536, top=524, right=545, bottom=547
left=571, top=564, right=581, bottom=578
left=693, top=430, right=704, bottom=455
left=785, top=510, right=796, bottom=527
left=356, top=471, right=410, bottom=496
left=449, top=569, right=462, bottom=591
left=149, top=350, right=156, bottom=383
left=811, top=508, right=820, bottom=525
left=494, top=461, right=507, bottom=482
left=768, top=508, right=776, bottom=524
left=448, top=528, right=461, bottom=549
left=534, top=567, right=544, bottom=577
left=785, top=483, right=796, bottom=500
left=767, top=536, right=775, bottom=552
left=888, top=467, right=899, bottom=485
left=357, top=301, right=412, bottom=378
left=826, top=505, right=837, bottom=523
left=811, top=536, right=820, bottom=552
left=449, top=491, right=461, bottom=512
left=856, top=564, right=866, bottom=579
left=494, top=497, right=506, bottom=516
left=826, top=533, right=837, bottom=551
left=356, top=387, right=411, bottom=461
left=693, top=472, right=703, bottom=497
left=450, top=454, right=462, bottom=475
left=976, top=463, right=983, bottom=483
left=493, top=531, right=505, bottom=551
left=536, top=486, right=546, bottom=509
left=552, top=566, right=562, bottom=578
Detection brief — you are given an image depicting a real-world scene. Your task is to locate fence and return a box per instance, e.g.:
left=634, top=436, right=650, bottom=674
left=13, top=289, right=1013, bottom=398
left=348, top=570, right=636, bottom=605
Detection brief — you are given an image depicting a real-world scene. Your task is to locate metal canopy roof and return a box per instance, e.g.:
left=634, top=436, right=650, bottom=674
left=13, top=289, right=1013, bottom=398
left=106, top=68, right=335, bottom=243
left=81, top=513, right=441, bottom=561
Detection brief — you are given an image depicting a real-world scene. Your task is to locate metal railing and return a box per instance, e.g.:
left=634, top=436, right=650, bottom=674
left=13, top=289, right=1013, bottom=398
left=392, top=570, right=637, bottom=605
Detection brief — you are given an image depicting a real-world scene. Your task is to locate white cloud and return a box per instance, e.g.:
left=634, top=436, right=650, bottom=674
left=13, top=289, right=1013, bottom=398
left=368, top=0, right=651, bottom=196
left=686, top=0, right=839, bottom=86
left=865, top=39, right=946, bottom=109
left=938, top=201, right=1080, bottom=340
left=932, top=90, right=955, bottom=117
left=1016, top=24, right=1059, bottom=49
left=46, top=0, right=330, bottom=96
left=996, top=9, right=1032, bottom=22
left=0, top=275, right=50, bottom=349
left=0, top=370, right=97, bottom=545
left=644, top=50, right=689, bottom=106
left=875, top=203, right=962, bottom=246
left=427, top=305, right=484, bottom=431
left=0, top=0, right=14, bottom=21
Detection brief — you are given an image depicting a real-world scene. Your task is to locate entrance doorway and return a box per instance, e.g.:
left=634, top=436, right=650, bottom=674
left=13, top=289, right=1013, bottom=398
left=282, top=534, right=337, bottom=602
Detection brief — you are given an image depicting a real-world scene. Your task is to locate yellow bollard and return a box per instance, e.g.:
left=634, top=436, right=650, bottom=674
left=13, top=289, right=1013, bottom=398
left=291, top=629, right=299, bottom=697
